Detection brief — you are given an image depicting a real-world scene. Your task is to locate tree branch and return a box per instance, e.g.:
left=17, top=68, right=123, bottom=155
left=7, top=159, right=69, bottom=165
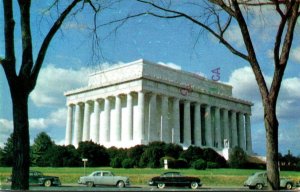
left=30, top=0, right=82, bottom=91
left=231, top=0, right=270, bottom=100
left=136, top=0, right=249, bottom=60
left=18, top=0, right=34, bottom=82
left=2, top=0, right=17, bottom=84
left=270, top=1, right=300, bottom=104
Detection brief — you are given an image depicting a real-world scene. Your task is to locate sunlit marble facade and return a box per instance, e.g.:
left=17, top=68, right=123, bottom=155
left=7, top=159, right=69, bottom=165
left=64, top=59, right=253, bottom=153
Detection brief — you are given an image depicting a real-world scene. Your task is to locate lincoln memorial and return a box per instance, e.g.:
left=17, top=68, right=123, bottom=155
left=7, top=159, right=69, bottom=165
left=64, top=59, right=253, bottom=153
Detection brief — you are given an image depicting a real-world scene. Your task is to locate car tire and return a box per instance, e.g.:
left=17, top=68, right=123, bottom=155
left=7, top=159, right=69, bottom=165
left=117, top=181, right=125, bottom=188
left=44, top=179, right=52, bottom=187
left=87, top=181, right=94, bottom=187
left=190, top=182, right=198, bottom=189
left=255, top=183, right=263, bottom=190
left=286, top=183, right=293, bottom=190
left=249, top=186, right=255, bottom=189
left=157, top=183, right=165, bottom=189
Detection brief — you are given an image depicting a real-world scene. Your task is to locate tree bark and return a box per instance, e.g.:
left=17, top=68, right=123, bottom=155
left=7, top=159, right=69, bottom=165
left=10, top=82, right=30, bottom=190
left=264, top=104, right=279, bottom=190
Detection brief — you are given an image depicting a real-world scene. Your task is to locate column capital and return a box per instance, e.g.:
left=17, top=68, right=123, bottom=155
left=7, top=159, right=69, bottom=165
left=76, top=101, right=85, bottom=106
left=83, top=100, right=93, bottom=104
left=66, top=103, right=75, bottom=107
left=94, top=98, right=103, bottom=103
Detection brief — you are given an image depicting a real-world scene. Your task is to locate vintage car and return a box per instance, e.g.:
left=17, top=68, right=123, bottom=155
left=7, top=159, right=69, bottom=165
left=6, top=170, right=61, bottom=187
left=244, top=171, right=294, bottom=190
left=148, top=172, right=202, bottom=189
left=78, top=171, right=130, bottom=188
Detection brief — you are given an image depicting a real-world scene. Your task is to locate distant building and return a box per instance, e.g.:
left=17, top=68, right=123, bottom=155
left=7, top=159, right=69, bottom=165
left=64, top=59, right=253, bottom=153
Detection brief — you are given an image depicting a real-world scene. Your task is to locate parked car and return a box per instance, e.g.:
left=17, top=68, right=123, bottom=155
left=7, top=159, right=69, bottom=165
left=244, top=171, right=293, bottom=190
left=148, top=172, right=202, bottom=189
left=78, top=171, right=130, bottom=188
left=6, top=170, right=61, bottom=187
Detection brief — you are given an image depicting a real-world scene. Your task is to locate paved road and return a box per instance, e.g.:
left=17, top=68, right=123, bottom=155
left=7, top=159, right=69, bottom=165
left=1, top=184, right=298, bottom=191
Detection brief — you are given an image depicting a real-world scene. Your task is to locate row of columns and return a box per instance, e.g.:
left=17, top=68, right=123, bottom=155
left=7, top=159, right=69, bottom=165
left=65, top=91, right=252, bottom=152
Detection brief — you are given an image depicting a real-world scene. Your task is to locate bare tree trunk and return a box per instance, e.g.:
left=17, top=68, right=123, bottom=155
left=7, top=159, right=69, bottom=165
left=11, top=85, right=30, bottom=190
left=264, top=105, right=279, bottom=190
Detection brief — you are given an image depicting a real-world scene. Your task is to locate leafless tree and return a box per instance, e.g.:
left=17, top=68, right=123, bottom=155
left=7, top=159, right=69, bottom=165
left=0, top=0, right=114, bottom=189
left=135, top=0, right=299, bottom=190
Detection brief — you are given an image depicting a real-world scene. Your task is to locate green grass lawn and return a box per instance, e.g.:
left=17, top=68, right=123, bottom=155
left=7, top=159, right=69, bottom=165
left=1, top=167, right=300, bottom=187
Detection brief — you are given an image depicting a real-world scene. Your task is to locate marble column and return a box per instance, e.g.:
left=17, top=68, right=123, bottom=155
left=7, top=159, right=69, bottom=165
left=136, top=91, right=145, bottom=141
left=204, top=105, right=212, bottom=147
left=245, top=113, right=252, bottom=153
left=148, top=93, right=157, bottom=142
left=172, top=98, right=180, bottom=143
left=111, top=95, right=122, bottom=142
left=65, top=104, right=73, bottom=145
left=214, top=107, right=222, bottom=148
left=238, top=112, right=245, bottom=150
left=102, top=97, right=110, bottom=142
left=91, top=99, right=100, bottom=143
left=82, top=101, right=91, bottom=141
left=230, top=111, right=238, bottom=147
left=184, top=100, right=191, bottom=145
left=161, top=95, right=170, bottom=142
left=124, top=93, right=133, bottom=141
left=194, top=103, right=202, bottom=146
left=222, top=109, right=230, bottom=148
left=74, top=103, right=83, bottom=146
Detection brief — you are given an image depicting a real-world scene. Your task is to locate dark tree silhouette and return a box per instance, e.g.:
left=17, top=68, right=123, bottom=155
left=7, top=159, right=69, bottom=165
left=0, top=0, right=110, bottom=189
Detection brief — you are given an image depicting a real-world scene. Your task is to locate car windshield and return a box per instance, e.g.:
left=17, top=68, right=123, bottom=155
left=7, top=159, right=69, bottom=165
left=30, top=171, right=43, bottom=177
left=162, top=172, right=181, bottom=177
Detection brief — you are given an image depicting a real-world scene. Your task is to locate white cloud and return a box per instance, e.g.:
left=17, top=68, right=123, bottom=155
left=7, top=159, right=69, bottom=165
left=29, top=118, right=48, bottom=129
left=30, top=65, right=90, bottom=107
left=225, top=25, right=244, bottom=48
left=47, top=108, right=67, bottom=126
left=227, top=66, right=300, bottom=155
left=158, top=61, right=182, bottom=70
left=291, top=46, right=300, bottom=63
left=0, top=119, right=13, bottom=147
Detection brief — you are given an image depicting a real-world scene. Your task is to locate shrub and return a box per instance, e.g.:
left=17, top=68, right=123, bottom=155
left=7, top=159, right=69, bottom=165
left=228, top=146, right=247, bottom=168
left=163, top=143, right=183, bottom=159
left=127, top=145, right=146, bottom=167
left=77, top=141, right=110, bottom=167
left=139, top=145, right=164, bottom=168
left=203, top=148, right=227, bottom=168
left=192, top=159, right=207, bottom=170
left=110, top=157, right=122, bottom=168
left=180, top=146, right=203, bottom=166
left=122, top=158, right=135, bottom=168
left=173, top=159, right=189, bottom=168
left=207, top=161, right=219, bottom=168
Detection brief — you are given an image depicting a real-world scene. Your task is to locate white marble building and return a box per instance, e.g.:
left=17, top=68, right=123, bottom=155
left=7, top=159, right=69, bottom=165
left=64, top=59, right=253, bottom=153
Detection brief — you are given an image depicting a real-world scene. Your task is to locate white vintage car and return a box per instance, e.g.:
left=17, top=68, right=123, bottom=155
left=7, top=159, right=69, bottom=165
left=244, top=171, right=293, bottom=190
left=78, top=171, right=130, bottom=188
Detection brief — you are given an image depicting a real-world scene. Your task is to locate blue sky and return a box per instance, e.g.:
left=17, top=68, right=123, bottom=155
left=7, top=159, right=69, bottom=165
left=0, top=1, right=300, bottom=156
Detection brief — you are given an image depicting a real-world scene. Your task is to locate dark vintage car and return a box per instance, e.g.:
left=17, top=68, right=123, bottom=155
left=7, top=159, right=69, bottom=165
left=7, top=170, right=61, bottom=187
left=148, top=172, right=202, bottom=189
